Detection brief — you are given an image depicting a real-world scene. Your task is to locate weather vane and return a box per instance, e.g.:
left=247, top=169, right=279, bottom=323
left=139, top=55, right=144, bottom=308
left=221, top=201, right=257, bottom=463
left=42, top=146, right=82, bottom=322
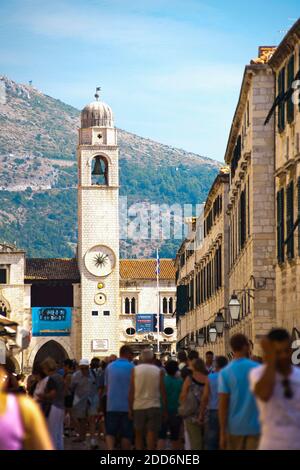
left=95, top=86, right=101, bottom=101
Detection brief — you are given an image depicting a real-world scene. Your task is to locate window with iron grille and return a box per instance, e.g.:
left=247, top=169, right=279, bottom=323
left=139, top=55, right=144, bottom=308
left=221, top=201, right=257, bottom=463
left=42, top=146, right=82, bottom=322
left=286, top=181, right=294, bottom=259
left=277, top=189, right=285, bottom=263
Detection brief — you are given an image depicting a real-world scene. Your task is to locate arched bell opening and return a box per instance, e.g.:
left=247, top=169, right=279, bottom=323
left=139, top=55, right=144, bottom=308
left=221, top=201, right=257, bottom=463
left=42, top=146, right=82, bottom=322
left=91, top=155, right=108, bottom=186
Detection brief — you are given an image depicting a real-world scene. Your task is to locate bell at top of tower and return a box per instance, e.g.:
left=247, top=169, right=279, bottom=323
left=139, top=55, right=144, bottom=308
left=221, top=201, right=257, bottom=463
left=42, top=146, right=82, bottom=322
left=81, top=87, right=114, bottom=128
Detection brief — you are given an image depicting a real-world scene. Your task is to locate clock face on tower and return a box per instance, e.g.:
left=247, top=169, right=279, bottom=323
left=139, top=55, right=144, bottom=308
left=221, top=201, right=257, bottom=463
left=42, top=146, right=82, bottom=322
left=84, top=244, right=116, bottom=277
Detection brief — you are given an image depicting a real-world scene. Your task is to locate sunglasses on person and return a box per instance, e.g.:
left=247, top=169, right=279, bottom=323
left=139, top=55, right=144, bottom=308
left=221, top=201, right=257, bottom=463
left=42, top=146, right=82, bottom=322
left=282, top=378, right=293, bottom=399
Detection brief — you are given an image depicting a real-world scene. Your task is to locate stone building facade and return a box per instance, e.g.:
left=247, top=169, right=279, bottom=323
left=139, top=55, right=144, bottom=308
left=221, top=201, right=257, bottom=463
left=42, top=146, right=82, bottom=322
left=176, top=47, right=279, bottom=355
left=225, top=58, right=277, bottom=353
left=268, top=20, right=300, bottom=338
left=176, top=171, right=230, bottom=355
left=119, top=259, right=176, bottom=354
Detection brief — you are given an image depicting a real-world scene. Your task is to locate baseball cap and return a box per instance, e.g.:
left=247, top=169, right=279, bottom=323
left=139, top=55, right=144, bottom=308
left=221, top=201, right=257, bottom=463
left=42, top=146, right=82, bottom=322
left=79, top=358, right=89, bottom=367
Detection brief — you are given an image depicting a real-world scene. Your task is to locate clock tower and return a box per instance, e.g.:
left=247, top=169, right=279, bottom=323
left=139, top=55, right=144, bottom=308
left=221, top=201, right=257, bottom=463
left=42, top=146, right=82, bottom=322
left=77, top=89, right=120, bottom=358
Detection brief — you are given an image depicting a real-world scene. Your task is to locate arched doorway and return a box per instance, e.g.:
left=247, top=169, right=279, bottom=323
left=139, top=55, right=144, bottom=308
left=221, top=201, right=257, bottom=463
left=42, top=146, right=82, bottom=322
left=33, top=340, right=68, bottom=370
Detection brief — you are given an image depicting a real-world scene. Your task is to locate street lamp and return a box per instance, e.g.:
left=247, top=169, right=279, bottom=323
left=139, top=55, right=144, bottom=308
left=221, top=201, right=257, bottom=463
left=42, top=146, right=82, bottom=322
left=197, top=331, right=205, bottom=347
left=208, top=325, right=217, bottom=343
left=189, top=341, right=196, bottom=350
left=229, top=294, right=241, bottom=321
left=214, top=312, right=225, bottom=334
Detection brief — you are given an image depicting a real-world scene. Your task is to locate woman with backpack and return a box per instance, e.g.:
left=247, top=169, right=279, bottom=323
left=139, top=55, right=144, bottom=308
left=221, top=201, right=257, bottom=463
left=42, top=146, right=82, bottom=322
left=179, top=358, right=208, bottom=450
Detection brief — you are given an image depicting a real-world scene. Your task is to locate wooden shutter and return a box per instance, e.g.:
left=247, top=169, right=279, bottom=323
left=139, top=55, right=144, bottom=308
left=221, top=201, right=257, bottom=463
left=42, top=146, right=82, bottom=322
left=298, top=177, right=300, bottom=256
left=176, top=285, right=188, bottom=316
left=191, top=278, right=194, bottom=309
left=278, top=67, right=285, bottom=132
left=277, top=189, right=285, bottom=263
left=207, top=262, right=211, bottom=299
left=219, top=246, right=222, bottom=288
left=247, top=176, right=250, bottom=236
left=287, top=55, right=294, bottom=123
left=215, top=249, right=219, bottom=291
left=286, top=181, right=294, bottom=259
left=240, top=189, right=246, bottom=248
left=203, top=266, right=206, bottom=302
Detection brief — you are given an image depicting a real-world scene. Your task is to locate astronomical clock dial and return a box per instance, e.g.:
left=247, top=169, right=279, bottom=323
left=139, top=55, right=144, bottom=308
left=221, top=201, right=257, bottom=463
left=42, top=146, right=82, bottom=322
left=84, top=244, right=116, bottom=277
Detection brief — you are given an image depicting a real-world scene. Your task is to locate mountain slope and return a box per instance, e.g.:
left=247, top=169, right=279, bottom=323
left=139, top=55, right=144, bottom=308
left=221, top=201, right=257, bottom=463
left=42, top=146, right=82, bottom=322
left=0, top=76, right=220, bottom=258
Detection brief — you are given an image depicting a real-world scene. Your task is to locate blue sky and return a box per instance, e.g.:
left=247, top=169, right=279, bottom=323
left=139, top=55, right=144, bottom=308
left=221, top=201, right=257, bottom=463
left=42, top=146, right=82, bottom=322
left=0, top=0, right=299, bottom=161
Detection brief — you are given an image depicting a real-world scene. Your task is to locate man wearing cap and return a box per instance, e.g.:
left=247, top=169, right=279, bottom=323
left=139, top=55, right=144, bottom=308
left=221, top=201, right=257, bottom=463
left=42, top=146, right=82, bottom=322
left=71, top=358, right=101, bottom=448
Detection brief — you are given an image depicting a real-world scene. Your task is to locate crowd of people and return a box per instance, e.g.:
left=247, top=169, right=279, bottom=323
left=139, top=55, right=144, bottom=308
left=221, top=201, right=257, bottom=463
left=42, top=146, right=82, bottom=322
left=0, top=327, right=300, bottom=450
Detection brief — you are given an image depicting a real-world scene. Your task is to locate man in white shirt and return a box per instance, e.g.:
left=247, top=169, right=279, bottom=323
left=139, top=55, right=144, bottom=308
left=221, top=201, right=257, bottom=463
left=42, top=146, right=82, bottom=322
left=129, top=349, right=167, bottom=450
left=249, top=328, right=300, bottom=450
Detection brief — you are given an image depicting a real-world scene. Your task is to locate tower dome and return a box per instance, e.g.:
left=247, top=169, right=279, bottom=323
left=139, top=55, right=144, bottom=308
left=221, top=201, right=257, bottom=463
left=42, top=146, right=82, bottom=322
left=81, top=88, right=114, bottom=128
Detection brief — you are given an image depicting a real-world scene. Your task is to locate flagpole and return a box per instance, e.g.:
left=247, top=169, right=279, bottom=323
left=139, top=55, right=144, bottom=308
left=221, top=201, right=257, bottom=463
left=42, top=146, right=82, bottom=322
left=156, top=248, right=160, bottom=354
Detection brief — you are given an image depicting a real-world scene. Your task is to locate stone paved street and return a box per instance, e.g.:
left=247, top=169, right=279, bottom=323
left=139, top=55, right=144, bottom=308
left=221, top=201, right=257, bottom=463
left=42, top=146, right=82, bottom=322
left=64, top=436, right=107, bottom=451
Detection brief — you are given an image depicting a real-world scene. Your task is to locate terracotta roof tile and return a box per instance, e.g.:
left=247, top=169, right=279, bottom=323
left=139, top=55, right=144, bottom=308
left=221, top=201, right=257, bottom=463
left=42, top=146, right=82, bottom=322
left=120, top=258, right=175, bottom=280
left=25, top=258, right=175, bottom=281
left=25, top=258, right=80, bottom=281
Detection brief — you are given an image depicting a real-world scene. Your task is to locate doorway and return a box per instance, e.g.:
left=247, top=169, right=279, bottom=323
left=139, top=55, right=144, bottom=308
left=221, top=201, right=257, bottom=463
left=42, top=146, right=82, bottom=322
left=33, top=340, right=68, bottom=369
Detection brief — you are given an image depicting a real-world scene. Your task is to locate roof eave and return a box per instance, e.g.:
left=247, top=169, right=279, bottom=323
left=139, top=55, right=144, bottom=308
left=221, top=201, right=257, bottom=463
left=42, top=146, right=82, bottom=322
left=268, top=19, right=300, bottom=70
left=224, top=64, right=270, bottom=164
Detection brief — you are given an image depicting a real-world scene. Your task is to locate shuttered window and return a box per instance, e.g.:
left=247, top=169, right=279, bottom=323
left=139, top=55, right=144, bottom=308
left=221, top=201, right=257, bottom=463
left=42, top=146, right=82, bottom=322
left=193, top=278, right=195, bottom=309
left=287, top=55, right=295, bottom=123
left=298, top=177, right=300, bottom=256
left=200, top=269, right=203, bottom=304
left=214, top=251, right=218, bottom=292
left=299, top=48, right=300, bottom=111
left=239, top=189, right=246, bottom=250
left=203, top=266, right=207, bottom=302
left=247, top=176, right=250, bottom=237
left=278, top=67, right=285, bottom=132
left=207, top=262, right=211, bottom=298
left=197, top=272, right=200, bottom=305
left=219, top=246, right=222, bottom=288
left=277, top=189, right=285, bottom=263
left=176, top=285, right=189, bottom=316
left=240, top=190, right=247, bottom=248
left=286, top=181, right=294, bottom=259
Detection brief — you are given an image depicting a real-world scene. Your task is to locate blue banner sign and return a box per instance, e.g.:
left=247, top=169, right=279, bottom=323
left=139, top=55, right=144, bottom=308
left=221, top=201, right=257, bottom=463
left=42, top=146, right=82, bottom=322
left=136, top=314, right=164, bottom=333
left=32, top=307, right=72, bottom=336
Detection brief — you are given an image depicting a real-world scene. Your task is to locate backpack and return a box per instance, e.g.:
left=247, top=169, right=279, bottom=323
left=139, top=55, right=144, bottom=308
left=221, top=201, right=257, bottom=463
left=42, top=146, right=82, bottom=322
left=178, top=380, right=201, bottom=418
